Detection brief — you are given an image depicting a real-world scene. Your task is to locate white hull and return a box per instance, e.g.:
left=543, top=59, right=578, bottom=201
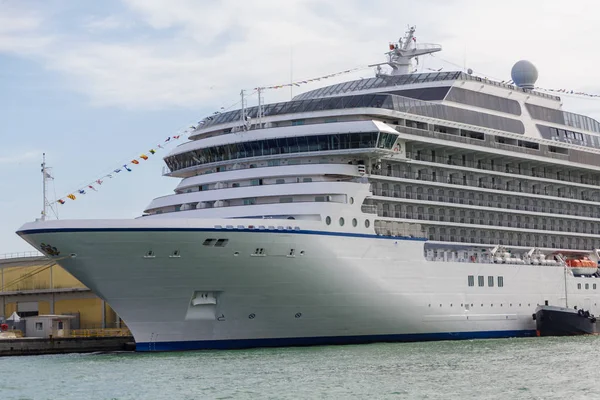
left=18, top=218, right=600, bottom=351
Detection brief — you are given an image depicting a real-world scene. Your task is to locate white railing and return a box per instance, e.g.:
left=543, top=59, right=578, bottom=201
left=0, top=251, right=44, bottom=260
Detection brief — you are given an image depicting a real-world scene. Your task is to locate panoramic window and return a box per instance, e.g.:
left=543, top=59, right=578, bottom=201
left=166, top=132, right=379, bottom=172
left=447, top=87, right=521, bottom=115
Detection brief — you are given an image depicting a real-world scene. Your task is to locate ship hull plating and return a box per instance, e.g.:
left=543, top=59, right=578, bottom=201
left=18, top=220, right=600, bottom=351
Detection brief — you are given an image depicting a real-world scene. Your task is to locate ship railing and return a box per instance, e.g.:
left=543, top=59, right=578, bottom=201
left=148, top=196, right=348, bottom=217
left=367, top=198, right=597, bottom=235
left=0, top=251, right=44, bottom=260
left=462, top=72, right=560, bottom=101
left=412, top=43, right=442, bottom=51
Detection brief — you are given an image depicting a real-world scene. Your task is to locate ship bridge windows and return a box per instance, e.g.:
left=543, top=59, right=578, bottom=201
left=165, top=132, right=379, bottom=172
left=378, top=132, right=398, bottom=149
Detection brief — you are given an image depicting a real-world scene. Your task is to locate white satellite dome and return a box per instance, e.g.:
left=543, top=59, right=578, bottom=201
left=511, top=60, right=538, bottom=90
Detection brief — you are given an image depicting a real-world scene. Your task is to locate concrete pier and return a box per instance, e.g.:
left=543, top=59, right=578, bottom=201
left=0, top=336, right=135, bottom=356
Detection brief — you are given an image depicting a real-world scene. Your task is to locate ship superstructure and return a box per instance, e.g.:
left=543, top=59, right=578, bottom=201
left=17, top=28, right=600, bottom=350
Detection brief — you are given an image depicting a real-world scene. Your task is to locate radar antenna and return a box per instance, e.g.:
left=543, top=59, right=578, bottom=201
left=369, top=26, right=442, bottom=76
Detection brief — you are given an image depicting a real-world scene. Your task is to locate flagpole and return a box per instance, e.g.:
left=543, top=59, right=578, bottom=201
left=41, top=153, right=47, bottom=221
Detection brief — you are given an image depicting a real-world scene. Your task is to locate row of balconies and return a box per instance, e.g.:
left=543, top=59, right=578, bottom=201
left=403, top=150, right=598, bottom=185
left=370, top=206, right=600, bottom=235
left=369, top=187, right=600, bottom=219
left=370, top=169, right=600, bottom=205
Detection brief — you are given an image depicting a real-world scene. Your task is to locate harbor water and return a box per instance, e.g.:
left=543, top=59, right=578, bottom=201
left=2, top=336, right=600, bottom=399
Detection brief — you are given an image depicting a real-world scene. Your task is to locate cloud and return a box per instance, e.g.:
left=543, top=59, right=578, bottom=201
left=82, top=15, right=134, bottom=32
left=0, top=0, right=599, bottom=113
left=0, top=10, right=53, bottom=53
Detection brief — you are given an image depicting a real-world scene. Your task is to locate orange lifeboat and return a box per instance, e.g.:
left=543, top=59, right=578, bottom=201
left=567, top=256, right=599, bottom=275
left=566, top=259, right=574, bottom=267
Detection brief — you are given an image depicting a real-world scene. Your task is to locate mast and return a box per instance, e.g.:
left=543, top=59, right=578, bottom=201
left=369, top=26, right=442, bottom=76
left=564, top=264, right=569, bottom=308
left=240, top=89, right=247, bottom=130
left=41, top=153, right=47, bottom=221
left=40, top=153, right=55, bottom=221
left=257, top=87, right=263, bottom=128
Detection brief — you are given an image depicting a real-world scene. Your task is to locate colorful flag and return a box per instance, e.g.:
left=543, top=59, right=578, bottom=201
left=140, top=154, right=148, bottom=160
left=96, top=179, right=103, bottom=185
left=67, top=194, right=76, bottom=200
left=173, top=135, right=180, bottom=139
left=165, top=137, right=171, bottom=142
left=58, top=199, right=65, bottom=204
left=157, top=144, right=163, bottom=149
left=107, top=174, right=113, bottom=178
left=131, top=159, right=140, bottom=165
left=88, top=185, right=97, bottom=191
left=149, top=149, right=156, bottom=154
left=123, top=164, right=132, bottom=172
left=79, top=189, right=86, bottom=195
left=114, top=168, right=121, bottom=173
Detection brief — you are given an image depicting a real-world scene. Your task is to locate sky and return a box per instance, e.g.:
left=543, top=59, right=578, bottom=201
left=1, top=0, right=600, bottom=254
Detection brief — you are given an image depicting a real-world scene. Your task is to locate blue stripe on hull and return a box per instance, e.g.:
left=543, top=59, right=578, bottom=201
left=17, top=227, right=426, bottom=242
left=136, top=330, right=537, bottom=352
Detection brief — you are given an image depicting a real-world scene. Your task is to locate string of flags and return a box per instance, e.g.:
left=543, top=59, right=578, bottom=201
left=255, top=66, right=368, bottom=90
left=535, top=87, right=600, bottom=98
left=52, top=65, right=378, bottom=206
left=54, top=133, right=187, bottom=205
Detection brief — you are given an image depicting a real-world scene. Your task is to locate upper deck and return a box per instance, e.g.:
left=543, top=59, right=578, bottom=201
left=292, top=71, right=560, bottom=102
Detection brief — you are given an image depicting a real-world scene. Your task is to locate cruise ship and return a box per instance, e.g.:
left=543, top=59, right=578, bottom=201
left=17, top=28, right=600, bottom=351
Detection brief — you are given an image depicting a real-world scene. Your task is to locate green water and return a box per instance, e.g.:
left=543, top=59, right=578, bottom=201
left=2, top=336, right=599, bottom=399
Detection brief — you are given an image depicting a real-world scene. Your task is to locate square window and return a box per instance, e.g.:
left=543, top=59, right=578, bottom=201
left=215, top=239, right=229, bottom=247
left=203, top=238, right=217, bottom=246
left=35, top=322, right=43, bottom=330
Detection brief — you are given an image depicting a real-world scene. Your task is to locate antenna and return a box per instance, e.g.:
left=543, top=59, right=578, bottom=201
left=41, top=153, right=47, bottom=221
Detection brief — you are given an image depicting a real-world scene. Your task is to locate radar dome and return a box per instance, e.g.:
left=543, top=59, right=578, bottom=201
left=511, top=60, right=538, bottom=90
